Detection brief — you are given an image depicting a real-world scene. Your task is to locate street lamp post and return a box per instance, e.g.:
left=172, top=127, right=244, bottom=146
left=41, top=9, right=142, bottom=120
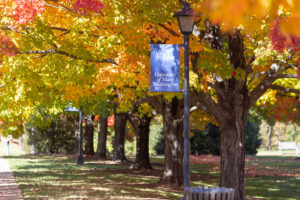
left=174, top=2, right=197, bottom=189
left=65, top=104, right=84, bottom=165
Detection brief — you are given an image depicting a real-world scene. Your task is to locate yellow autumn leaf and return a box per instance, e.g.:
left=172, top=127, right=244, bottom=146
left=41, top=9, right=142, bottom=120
left=280, top=15, right=300, bottom=36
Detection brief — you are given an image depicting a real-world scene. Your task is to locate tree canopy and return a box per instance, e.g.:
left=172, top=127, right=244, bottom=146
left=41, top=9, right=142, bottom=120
left=0, top=1, right=299, bottom=199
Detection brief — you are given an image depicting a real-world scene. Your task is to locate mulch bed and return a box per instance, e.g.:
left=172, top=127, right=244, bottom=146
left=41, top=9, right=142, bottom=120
left=190, top=155, right=300, bottom=178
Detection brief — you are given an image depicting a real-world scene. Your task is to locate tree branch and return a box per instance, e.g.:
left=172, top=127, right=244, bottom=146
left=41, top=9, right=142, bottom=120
left=127, top=111, right=139, bottom=130
left=50, top=26, right=101, bottom=38
left=277, top=59, right=298, bottom=70
left=1, top=26, right=25, bottom=34
left=158, top=23, right=180, bottom=37
left=45, top=0, right=104, bottom=16
left=2, top=25, right=101, bottom=39
left=147, top=95, right=163, bottom=114
left=44, top=2, right=77, bottom=14
left=273, top=74, right=298, bottom=79
left=245, top=55, right=255, bottom=82
left=207, top=81, right=225, bottom=95
left=269, top=84, right=300, bottom=94
left=249, top=76, right=276, bottom=108
left=249, top=72, right=298, bottom=107
left=18, top=49, right=117, bottom=65
left=190, top=90, right=222, bottom=121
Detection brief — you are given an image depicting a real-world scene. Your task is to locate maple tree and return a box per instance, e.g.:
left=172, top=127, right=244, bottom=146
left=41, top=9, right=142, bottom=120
left=127, top=103, right=153, bottom=169
left=0, top=0, right=114, bottom=124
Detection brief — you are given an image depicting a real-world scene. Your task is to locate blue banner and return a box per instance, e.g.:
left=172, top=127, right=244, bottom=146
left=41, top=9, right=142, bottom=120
left=150, top=44, right=180, bottom=92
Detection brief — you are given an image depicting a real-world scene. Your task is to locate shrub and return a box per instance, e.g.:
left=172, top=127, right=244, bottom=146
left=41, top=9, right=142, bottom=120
left=153, top=116, right=262, bottom=155
left=26, top=116, right=76, bottom=154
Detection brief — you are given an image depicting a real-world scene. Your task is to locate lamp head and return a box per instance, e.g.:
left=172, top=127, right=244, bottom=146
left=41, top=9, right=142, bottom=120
left=174, top=3, right=198, bottom=34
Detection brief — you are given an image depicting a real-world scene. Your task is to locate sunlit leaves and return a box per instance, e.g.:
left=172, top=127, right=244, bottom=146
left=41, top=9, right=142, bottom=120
left=13, top=0, right=45, bottom=25
left=269, top=18, right=300, bottom=53
left=190, top=109, right=217, bottom=131
left=0, top=33, right=19, bottom=56
left=197, top=48, right=232, bottom=78
left=73, top=0, right=104, bottom=14
left=199, top=0, right=300, bottom=36
left=255, top=93, right=300, bottom=124
left=199, top=0, right=268, bottom=31
left=0, top=0, right=299, bottom=131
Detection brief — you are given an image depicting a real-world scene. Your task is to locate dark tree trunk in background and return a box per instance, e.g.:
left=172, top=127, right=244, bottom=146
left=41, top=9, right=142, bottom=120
left=267, top=125, right=273, bottom=151
left=73, top=116, right=80, bottom=153
left=113, top=112, right=127, bottom=161
left=128, top=113, right=152, bottom=169
left=96, top=117, right=108, bottom=158
left=160, top=97, right=184, bottom=185
left=84, top=115, right=95, bottom=156
left=135, top=118, right=152, bottom=169
left=49, top=121, right=56, bottom=154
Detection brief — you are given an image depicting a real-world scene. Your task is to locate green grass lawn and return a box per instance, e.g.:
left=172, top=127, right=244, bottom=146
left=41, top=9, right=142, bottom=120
left=3, top=150, right=300, bottom=200
left=245, top=155, right=300, bottom=200
left=6, top=155, right=182, bottom=199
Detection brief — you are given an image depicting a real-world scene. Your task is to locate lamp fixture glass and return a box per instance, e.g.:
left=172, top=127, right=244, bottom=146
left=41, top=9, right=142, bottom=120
left=174, top=3, right=197, bottom=34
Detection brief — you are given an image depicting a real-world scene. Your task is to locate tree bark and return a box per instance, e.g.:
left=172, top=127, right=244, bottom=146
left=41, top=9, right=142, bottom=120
left=160, top=97, right=184, bottom=185
left=113, top=112, right=127, bottom=161
left=49, top=121, right=56, bottom=154
left=84, top=115, right=95, bottom=156
left=128, top=113, right=152, bottom=169
left=219, top=115, right=247, bottom=200
left=96, top=117, right=108, bottom=158
left=73, top=116, right=80, bottom=154
left=214, top=77, right=250, bottom=200
left=267, top=125, right=273, bottom=151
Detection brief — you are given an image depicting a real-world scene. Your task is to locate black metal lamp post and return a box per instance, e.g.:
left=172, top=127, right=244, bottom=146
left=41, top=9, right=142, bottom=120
left=65, top=105, right=84, bottom=165
left=174, top=2, right=197, bottom=189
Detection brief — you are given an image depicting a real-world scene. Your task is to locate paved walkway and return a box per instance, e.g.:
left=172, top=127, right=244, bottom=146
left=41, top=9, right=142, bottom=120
left=0, top=157, right=24, bottom=200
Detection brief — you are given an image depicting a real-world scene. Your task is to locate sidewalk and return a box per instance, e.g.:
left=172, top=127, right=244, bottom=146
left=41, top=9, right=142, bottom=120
left=0, top=157, right=24, bottom=200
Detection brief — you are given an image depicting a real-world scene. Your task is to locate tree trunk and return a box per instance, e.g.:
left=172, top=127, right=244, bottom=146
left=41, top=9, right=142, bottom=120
left=160, top=97, right=184, bottom=185
left=49, top=121, right=56, bottom=154
left=267, top=125, right=273, bottom=151
left=219, top=118, right=246, bottom=200
left=113, top=112, right=127, bottom=161
left=84, top=115, right=95, bottom=156
left=128, top=114, right=152, bottom=169
left=96, top=117, right=108, bottom=158
left=217, top=81, right=249, bottom=200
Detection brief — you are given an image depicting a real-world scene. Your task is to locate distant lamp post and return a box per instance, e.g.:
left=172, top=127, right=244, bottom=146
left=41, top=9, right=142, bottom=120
left=174, top=2, right=197, bottom=189
left=65, top=104, right=84, bottom=165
